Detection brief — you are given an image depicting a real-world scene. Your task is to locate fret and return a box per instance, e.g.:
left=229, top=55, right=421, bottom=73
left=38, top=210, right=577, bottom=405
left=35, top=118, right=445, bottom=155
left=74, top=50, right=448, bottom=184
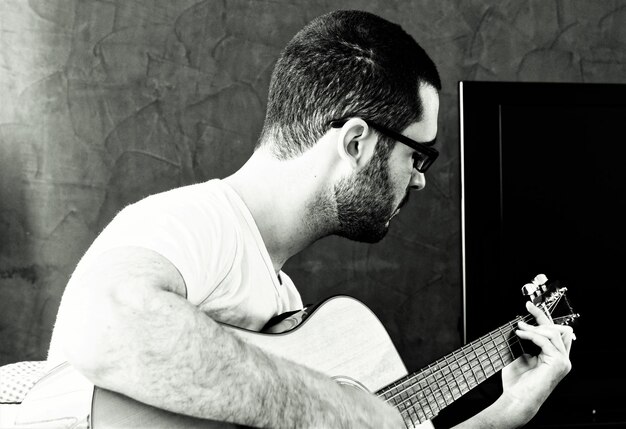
left=475, top=352, right=489, bottom=382
left=409, top=384, right=426, bottom=415
left=402, top=406, right=417, bottom=429
left=451, top=352, right=471, bottom=396
left=484, top=337, right=500, bottom=376
left=490, top=333, right=502, bottom=370
left=419, top=364, right=433, bottom=410
left=423, top=372, right=440, bottom=418
left=482, top=351, right=498, bottom=378
left=400, top=386, right=409, bottom=406
left=475, top=339, right=492, bottom=380
left=443, top=355, right=464, bottom=400
left=405, top=395, right=419, bottom=426
left=498, top=323, right=513, bottom=359
left=439, top=363, right=456, bottom=405
left=459, top=346, right=480, bottom=387
left=380, top=387, right=391, bottom=402
left=439, top=357, right=461, bottom=401
left=485, top=332, right=501, bottom=375
left=381, top=384, right=398, bottom=403
left=456, top=348, right=476, bottom=388
left=401, top=405, right=423, bottom=429
left=476, top=349, right=491, bottom=380
left=518, top=324, right=528, bottom=354
left=399, top=380, right=424, bottom=420
left=489, top=331, right=505, bottom=369
left=472, top=353, right=486, bottom=382
left=493, top=327, right=512, bottom=367
left=436, top=363, right=454, bottom=405
left=461, top=348, right=479, bottom=389
left=379, top=315, right=545, bottom=427
left=507, top=318, right=526, bottom=357
left=432, top=364, right=449, bottom=408
left=414, top=395, right=427, bottom=422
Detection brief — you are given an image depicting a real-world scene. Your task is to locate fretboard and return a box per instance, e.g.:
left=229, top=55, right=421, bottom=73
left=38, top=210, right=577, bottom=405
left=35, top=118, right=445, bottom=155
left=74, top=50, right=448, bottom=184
left=376, top=314, right=533, bottom=427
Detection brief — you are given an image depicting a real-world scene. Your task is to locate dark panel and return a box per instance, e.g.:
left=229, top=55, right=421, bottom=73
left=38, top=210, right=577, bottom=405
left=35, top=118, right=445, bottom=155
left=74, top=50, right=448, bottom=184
left=456, top=81, right=626, bottom=428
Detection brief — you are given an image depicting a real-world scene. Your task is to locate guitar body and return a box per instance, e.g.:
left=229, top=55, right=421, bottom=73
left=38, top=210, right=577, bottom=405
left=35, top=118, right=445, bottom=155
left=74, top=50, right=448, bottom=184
left=14, top=296, right=433, bottom=428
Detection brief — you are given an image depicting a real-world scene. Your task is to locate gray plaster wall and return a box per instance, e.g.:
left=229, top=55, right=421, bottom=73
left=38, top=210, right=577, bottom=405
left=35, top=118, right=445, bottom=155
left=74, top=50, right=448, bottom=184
left=0, top=0, right=624, bottom=374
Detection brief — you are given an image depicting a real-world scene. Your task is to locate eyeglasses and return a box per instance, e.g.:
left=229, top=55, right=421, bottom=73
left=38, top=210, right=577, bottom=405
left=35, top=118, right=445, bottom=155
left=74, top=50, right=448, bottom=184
left=329, top=119, right=439, bottom=173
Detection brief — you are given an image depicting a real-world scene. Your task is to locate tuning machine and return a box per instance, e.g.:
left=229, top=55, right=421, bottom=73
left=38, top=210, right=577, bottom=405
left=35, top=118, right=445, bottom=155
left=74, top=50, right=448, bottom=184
left=521, top=273, right=549, bottom=302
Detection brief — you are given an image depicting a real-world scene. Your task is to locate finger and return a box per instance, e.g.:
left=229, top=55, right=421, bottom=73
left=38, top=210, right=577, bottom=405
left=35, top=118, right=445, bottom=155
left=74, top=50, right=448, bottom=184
left=561, top=328, right=575, bottom=354
left=526, top=301, right=552, bottom=325
left=532, top=322, right=575, bottom=356
left=519, top=321, right=573, bottom=337
left=515, top=328, right=561, bottom=357
left=518, top=321, right=570, bottom=355
left=529, top=321, right=575, bottom=355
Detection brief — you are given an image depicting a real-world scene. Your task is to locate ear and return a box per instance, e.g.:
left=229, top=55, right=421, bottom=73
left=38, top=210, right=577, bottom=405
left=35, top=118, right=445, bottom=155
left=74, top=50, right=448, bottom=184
left=335, top=118, right=378, bottom=171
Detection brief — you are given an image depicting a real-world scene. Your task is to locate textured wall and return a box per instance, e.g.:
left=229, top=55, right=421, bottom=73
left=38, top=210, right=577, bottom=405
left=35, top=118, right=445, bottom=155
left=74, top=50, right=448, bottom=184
left=0, top=0, right=624, bottom=375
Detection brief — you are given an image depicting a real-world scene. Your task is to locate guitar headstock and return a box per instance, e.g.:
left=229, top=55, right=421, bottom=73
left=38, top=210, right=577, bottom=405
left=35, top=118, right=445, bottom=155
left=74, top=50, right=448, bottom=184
left=521, top=274, right=580, bottom=326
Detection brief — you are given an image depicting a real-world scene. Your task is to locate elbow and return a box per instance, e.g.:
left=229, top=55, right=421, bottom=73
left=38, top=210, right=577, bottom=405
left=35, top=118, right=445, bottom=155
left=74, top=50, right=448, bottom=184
left=57, top=285, right=122, bottom=387
left=62, top=331, right=110, bottom=386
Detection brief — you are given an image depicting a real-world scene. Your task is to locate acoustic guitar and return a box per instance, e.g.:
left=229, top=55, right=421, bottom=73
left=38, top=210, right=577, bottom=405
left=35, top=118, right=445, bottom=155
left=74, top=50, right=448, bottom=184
left=11, top=276, right=577, bottom=429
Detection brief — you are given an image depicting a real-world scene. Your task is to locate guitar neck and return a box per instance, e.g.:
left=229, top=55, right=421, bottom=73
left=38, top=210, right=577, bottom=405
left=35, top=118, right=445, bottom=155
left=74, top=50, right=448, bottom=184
left=376, top=314, right=533, bottom=426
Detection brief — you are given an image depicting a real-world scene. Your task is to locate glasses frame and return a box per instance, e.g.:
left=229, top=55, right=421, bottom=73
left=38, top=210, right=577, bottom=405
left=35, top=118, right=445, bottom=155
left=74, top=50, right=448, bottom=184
left=329, top=119, right=439, bottom=173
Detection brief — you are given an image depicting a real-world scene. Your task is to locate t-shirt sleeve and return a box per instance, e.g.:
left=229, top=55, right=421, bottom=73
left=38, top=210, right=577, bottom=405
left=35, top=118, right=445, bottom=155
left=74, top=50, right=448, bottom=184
left=75, top=190, right=237, bottom=305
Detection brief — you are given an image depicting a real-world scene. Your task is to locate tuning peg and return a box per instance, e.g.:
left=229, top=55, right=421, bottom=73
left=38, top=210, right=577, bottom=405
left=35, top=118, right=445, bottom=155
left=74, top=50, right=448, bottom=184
left=522, top=283, right=538, bottom=295
left=533, top=274, right=548, bottom=285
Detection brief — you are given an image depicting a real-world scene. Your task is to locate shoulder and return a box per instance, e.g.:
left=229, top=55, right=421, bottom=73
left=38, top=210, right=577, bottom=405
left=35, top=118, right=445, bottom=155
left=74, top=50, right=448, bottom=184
left=74, top=180, right=244, bottom=302
left=112, top=180, right=240, bottom=241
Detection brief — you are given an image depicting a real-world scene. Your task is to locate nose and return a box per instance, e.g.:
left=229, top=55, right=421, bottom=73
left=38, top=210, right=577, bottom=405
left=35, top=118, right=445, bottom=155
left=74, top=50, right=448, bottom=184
left=410, top=169, right=426, bottom=190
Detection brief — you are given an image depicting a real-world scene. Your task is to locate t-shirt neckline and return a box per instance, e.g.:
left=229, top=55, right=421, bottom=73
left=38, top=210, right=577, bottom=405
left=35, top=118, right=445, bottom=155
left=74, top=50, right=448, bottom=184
left=216, top=180, right=284, bottom=291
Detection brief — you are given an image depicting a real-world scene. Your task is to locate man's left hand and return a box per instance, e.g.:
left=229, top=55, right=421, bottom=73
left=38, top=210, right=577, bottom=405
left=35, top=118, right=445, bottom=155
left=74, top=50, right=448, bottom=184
left=501, top=300, right=574, bottom=420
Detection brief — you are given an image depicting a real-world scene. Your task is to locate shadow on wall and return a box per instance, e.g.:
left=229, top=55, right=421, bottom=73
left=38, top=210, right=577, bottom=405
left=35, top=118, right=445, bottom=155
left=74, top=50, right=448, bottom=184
left=0, top=0, right=625, bottom=372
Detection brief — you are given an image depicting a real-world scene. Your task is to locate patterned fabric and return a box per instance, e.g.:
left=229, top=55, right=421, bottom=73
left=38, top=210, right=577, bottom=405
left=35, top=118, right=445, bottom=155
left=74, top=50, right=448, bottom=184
left=0, top=361, right=47, bottom=404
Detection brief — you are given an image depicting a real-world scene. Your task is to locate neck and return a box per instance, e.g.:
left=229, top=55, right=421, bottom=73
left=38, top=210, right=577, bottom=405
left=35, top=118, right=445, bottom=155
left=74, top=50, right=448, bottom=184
left=377, top=314, right=534, bottom=425
left=223, top=146, right=339, bottom=272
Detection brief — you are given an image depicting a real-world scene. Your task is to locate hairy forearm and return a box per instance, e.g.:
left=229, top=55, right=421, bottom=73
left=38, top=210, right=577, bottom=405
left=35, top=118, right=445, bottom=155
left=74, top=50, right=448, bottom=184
left=61, top=284, right=388, bottom=428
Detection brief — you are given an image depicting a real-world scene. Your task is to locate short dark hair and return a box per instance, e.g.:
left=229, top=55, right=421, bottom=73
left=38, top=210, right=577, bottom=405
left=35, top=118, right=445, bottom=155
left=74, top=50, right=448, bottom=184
left=258, top=10, right=441, bottom=159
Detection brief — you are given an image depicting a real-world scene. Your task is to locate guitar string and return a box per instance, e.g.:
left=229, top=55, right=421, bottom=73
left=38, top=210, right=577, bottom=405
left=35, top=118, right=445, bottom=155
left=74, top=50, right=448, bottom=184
left=391, top=309, right=575, bottom=422
left=380, top=314, right=536, bottom=418
left=390, top=354, right=507, bottom=421
left=393, top=337, right=517, bottom=421
left=392, top=310, right=575, bottom=423
left=379, top=314, right=531, bottom=400
left=396, top=340, right=515, bottom=420
left=383, top=296, right=564, bottom=403
left=396, top=359, right=501, bottom=423
left=393, top=316, right=531, bottom=412
left=394, top=332, right=523, bottom=422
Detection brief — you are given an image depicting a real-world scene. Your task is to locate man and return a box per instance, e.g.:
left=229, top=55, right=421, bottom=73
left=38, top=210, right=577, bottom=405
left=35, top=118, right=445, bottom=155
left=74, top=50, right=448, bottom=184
left=48, top=10, right=573, bottom=428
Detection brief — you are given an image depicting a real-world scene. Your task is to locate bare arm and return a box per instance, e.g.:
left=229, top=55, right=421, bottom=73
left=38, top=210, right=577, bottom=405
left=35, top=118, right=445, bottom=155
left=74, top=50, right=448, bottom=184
left=450, top=301, right=574, bottom=428
left=57, top=246, right=401, bottom=428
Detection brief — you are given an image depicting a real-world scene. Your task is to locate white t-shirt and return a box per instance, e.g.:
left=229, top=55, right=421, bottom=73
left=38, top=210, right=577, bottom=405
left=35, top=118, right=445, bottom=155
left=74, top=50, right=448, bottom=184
left=48, top=180, right=303, bottom=362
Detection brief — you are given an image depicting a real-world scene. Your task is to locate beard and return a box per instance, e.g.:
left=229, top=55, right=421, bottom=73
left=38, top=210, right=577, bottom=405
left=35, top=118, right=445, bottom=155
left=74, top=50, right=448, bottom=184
left=333, top=147, right=400, bottom=243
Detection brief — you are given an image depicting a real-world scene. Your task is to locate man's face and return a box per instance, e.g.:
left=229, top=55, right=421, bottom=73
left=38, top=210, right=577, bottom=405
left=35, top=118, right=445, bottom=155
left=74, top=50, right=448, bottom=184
left=333, top=84, right=440, bottom=243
